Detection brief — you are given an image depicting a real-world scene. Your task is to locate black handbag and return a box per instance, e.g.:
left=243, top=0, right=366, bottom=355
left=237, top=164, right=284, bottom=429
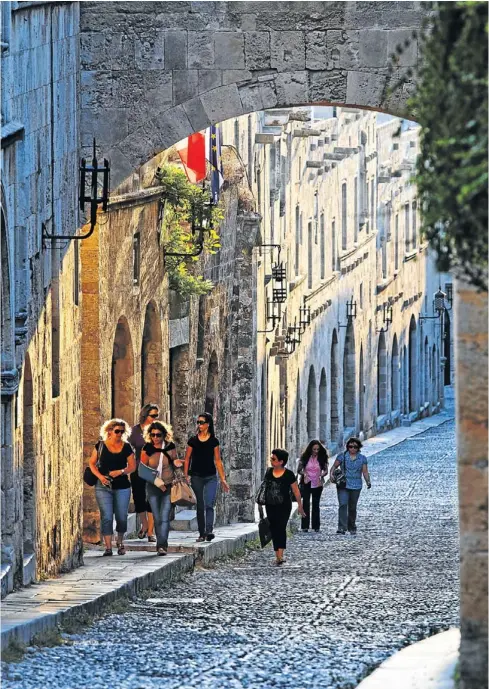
left=332, top=453, right=347, bottom=489
left=258, top=505, right=272, bottom=548
left=256, top=470, right=284, bottom=506
left=83, top=442, right=103, bottom=486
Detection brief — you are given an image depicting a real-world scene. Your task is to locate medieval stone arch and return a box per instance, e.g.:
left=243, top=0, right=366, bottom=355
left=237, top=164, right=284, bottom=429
left=306, top=366, right=317, bottom=440
left=141, top=301, right=163, bottom=407
left=330, top=329, right=339, bottom=445
left=391, top=334, right=400, bottom=411
left=319, top=368, right=327, bottom=445
left=408, top=316, right=418, bottom=413
left=343, top=321, right=356, bottom=430
left=377, top=330, right=388, bottom=415
left=111, top=316, right=135, bottom=424
left=358, top=344, right=365, bottom=431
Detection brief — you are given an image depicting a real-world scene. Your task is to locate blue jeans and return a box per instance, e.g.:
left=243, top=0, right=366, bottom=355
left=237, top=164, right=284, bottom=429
left=146, top=482, right=172, bottom=548
left=95, top=483, right=131, bottom=536
left=191, top=475, right=218, bottom=537
left=337, top=487, right=361, bottom=532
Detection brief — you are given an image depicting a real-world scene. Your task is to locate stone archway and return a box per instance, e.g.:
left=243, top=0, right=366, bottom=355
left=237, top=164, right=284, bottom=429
left=141, top=301, right=163, bottom=406
left=377, top=330, right=388, bottom=415
left=343, top=322, right=356, bottom=430
left=79, top=3, right=426, bottom=189
left=205, top=351, right=219, bottom=421
left=319, top=368, right=327, bottom=445
left=330, top=329, right=340, bottom=445
left=391, top=335, right=400, bottom=411
left=111, top=317, right=135, bottom=424
left=408, top=316, right=418, bottom=413
left=358, top=344, right=365, bottom=432
left=306, top=366, right=317, bottom=440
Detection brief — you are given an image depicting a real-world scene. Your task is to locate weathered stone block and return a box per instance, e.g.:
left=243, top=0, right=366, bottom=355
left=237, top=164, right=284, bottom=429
left=188, top=31, right=215, bottom=69
left=306, top=31, right=327, bottom=70
left=183, top=96, right=211, bottom=132
left=214, top=32, right=245, bottom=70
left=222, top=69, right=252, bottom=86
left=358, top=29, right=388, bottom=68
left=308, top=70, right=347, bottom=103
left=275, top=71, right=308, bottom=107
left=244, top=32, right=271, bottom=70
left=239, top=81, right=277, bottom=113
left=198, top=69, right=222, bottom=93
left=173, top=70, right=199, bottom=106
left=346, top=69, right=386, bottom=108
left=135, top=34, right=165, bottom=70
left=200, top=83, right=243, bottom=124
left=387, top=29, right=418, bottom=67
left=271, top=31, right=305, bottom=71
left=165, top=31, right=188, bottom=70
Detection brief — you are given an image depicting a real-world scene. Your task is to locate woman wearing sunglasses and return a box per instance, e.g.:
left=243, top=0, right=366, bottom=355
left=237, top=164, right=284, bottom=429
left=88, top=419, right=136, bottom=556
left=128, top=404, right=161, bottom=542
left=330, top=437, right=371, bottom=535
left=183, top=413, right=229, bottom=542
left=140, top=421, right=181, bottom=556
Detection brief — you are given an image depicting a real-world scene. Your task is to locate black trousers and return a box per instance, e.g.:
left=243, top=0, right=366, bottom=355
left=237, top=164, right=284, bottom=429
left=301, top=483, right=323, bottom=530
left=266, top=503, right=292, bottom=551
left=130, top=469, right=152, bottom=514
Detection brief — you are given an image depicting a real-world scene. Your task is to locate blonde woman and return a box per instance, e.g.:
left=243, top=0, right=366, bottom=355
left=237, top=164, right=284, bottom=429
left=88, top=419, right=136, bottom=556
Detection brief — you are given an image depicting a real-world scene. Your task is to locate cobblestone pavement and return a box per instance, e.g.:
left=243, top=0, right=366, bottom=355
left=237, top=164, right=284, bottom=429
left=2, top=420, right=459, bottom=689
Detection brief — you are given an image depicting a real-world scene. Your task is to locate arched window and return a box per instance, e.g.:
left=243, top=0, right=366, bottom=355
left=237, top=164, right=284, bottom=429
left=307, top=221, right=313, bottom=289
left=295, top=206, right=300, bottom=276
left=391, top=335, right=400, bottom=411
left=330, top=330, right=339, bottom=443
left=377, top=330, right=388, bottom=415
left=341, top=182, right=348, bottom=250
left=112, top=317, right=135, bottom=423
left=319, top=214, right=325, bottom=280
left=141, top=301, right=163, bottom=405
left=306, top=366, right=317, bottom=439
left=408, top=316, right=418, bottom=412
left=319, top=369, right=327, bottom=444
left=343, top=322, right=356, bottom=428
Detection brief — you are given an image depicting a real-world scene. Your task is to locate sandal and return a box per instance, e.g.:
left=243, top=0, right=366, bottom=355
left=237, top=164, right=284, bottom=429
left=102, top=548, right=113, bottom=556
left=137, top=528, right=147, bottom=540
left=117, top=543, right=126, bottom=556
left=157, top=546, right=167, bottom=556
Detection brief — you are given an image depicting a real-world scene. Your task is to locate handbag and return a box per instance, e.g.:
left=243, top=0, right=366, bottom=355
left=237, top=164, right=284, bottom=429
left=332, top=453, right=347, bottom=489
left=256, top=470, right=284, bottom=506
left=83, top=442, right=103, bottom=486
left=257, top=505, right=272, bottom=548
left=171, top=469, right=197, bottom=507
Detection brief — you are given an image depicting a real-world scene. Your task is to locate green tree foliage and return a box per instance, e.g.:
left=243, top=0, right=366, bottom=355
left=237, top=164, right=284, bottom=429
left=156, top=165, right=223, bottom=297
left=410, top=1, right=488, bottom=290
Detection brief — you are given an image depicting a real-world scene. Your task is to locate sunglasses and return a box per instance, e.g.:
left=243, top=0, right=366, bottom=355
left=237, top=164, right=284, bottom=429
left=347, top=445, right=359, bottom=449
left=150, top=432, right=163, bottom=438
left=197, top=420, right=208, bottom=425
left=113, top=429, right=124, bottom=435
left=148, top=413, right=159, bottom=418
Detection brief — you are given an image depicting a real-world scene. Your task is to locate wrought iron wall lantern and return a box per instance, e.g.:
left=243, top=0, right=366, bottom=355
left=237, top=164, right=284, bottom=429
left=164, top=195, right=214, bottom=258
left=285, top=333, right=296, bottom=355
left=445, top=283, right=453, bottom=309
left=43, top=138, right=110, bottom=241
left=377, top=302, right=394, bottom=333
left=271, top=262, right=286, bottom=282
left=272, top=286, right=287, bottom=303
left=258, top=300, right=281, bottom=333
left=339, top=298, right=357, bottom=328
left=299, top=304, right=311, bottom=332
left=419, top=288, right=446, bottom=321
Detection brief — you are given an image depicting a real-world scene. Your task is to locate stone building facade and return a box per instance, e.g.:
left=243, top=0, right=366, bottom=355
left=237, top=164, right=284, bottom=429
left=1, top=3, right=83, bottom=595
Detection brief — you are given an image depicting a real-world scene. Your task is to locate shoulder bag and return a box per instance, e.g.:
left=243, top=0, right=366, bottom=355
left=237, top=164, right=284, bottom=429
left=332, top=453, right=347, bottom=489
left=83, top=442, right=104, bottom=487
left=256, top=469, right=284, bottom=506
left=257, top=504, right=272, bottom=548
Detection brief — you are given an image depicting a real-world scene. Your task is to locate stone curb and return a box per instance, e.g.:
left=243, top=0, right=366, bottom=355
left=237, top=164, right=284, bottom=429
left=355, top=628, right=460, bottom=689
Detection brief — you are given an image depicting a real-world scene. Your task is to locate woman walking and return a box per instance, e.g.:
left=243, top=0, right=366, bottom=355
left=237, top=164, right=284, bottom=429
left=128, top=404, right=160, bottom=542
left=297, top=440, right=329, bottom=532
left=183, top=413, right=229, bottom=542
left=330, top=437, right=371, bottom=535
left=263, top=449, right=305, bottom=566
left=140, top=421, right=181, bottom=556
left=88, top=419, right=136, bottom=556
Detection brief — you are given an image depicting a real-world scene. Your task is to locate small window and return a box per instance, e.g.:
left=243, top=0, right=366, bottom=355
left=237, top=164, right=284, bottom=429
left=133, top=232, right=141, bottom=286
left=412, top=201, right=417, bottom=248
left=359, top=283, right=363, bottom=309
left=341, top=183, right=347, bottom=250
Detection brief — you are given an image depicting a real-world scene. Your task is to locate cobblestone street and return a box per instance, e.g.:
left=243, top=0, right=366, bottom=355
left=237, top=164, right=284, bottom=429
left=2, top=420, right=459, bottom=689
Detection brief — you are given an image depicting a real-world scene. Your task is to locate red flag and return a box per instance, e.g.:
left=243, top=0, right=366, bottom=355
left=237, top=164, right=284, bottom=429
left=175, top=133, right=206, bottom=184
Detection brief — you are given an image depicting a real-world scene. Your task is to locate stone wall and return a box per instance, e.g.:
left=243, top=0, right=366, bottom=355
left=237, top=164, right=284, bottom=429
left=1, top=2, right=83, bottom=594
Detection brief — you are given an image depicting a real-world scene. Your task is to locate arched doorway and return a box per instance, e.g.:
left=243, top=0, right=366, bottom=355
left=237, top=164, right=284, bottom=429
left=424, top=336, right=430, bottom=404
left=444, top=308, right=451, bottom=384
left=432, top=344, right=437, bottom=404
left=330, top=330, right=339, bottom=444
left=205, top=351, right=219, bottom=420
left=402, top=344, right=408, bottom=414
left=319, top=369, right=327, bottom=445
left=22, top=354, right=35, bottom=558
left=377, top=330, right=388, bottom=415
left=343, top=322, right=356, bottom=429
left=408, top=316, right=418, bottom=413
left=295, top=374, right=301, bottom=458
left=111, top=317, right=135, bottom=423
left=358, top=345, right=365, bottom=431
left=391, top=335, right=400, bottom=411
left=141, top=301, right=163, bottom=406
left=306, top=366, right=317, bottom=440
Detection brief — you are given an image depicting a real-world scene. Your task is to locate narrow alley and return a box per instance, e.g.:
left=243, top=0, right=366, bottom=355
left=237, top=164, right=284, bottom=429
left=2, top=419, right=459, bottom=689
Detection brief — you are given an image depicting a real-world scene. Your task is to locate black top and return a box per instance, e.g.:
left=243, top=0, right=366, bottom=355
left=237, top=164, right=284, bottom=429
left=266, top=468, right=296, bottom=506
left=128, top=424, right=145, bottom=463
left=142, top=441, right=176, bottom=457
left=187, top=435, right=220, bottom=477
left=95, top=441, right=133, bottom=490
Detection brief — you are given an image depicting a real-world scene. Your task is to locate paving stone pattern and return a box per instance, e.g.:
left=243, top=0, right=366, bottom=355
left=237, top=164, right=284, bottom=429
left=2, top=420, right=458, bottom=689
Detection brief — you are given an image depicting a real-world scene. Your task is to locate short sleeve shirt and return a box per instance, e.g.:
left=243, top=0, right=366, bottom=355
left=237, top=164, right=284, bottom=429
left=266, top=468, right=296, bottom=506
left=187, top=436, right=220, bottom=477
left=339, top=452, right=368, bottom=490
left=95, top=441, right=133, bottom=490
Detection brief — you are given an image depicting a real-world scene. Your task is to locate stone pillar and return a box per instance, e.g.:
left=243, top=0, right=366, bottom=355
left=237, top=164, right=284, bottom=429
left=227, top=213, right=261, bottom=522
left=455, top=278, right=488, bottom=689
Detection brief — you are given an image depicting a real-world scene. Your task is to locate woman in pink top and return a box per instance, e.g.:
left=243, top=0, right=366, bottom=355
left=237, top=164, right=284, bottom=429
left=297, top=440, right=329, bottom=532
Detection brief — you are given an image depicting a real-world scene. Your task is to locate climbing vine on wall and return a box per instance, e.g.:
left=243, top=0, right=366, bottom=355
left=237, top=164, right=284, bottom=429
left=156, top=165, right=223, bottom=297
left=406, top=1, right=488, bottom=290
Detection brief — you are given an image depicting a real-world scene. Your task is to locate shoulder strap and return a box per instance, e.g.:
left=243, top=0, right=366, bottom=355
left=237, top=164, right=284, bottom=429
left=96, top=441, right=104, bottom=467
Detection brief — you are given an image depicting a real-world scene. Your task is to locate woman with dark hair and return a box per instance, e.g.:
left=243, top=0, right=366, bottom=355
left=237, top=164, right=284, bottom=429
left=262, top=449, right=305, bottom=566
left=139, top=421, right=181, bottom=555
left=330, top=436, right=371, bottom=535
left=183, top=412, right=229, bottom=542
left=297, top=439, right=329, bottom=532
left=128, top=404, right=160, bottom=541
